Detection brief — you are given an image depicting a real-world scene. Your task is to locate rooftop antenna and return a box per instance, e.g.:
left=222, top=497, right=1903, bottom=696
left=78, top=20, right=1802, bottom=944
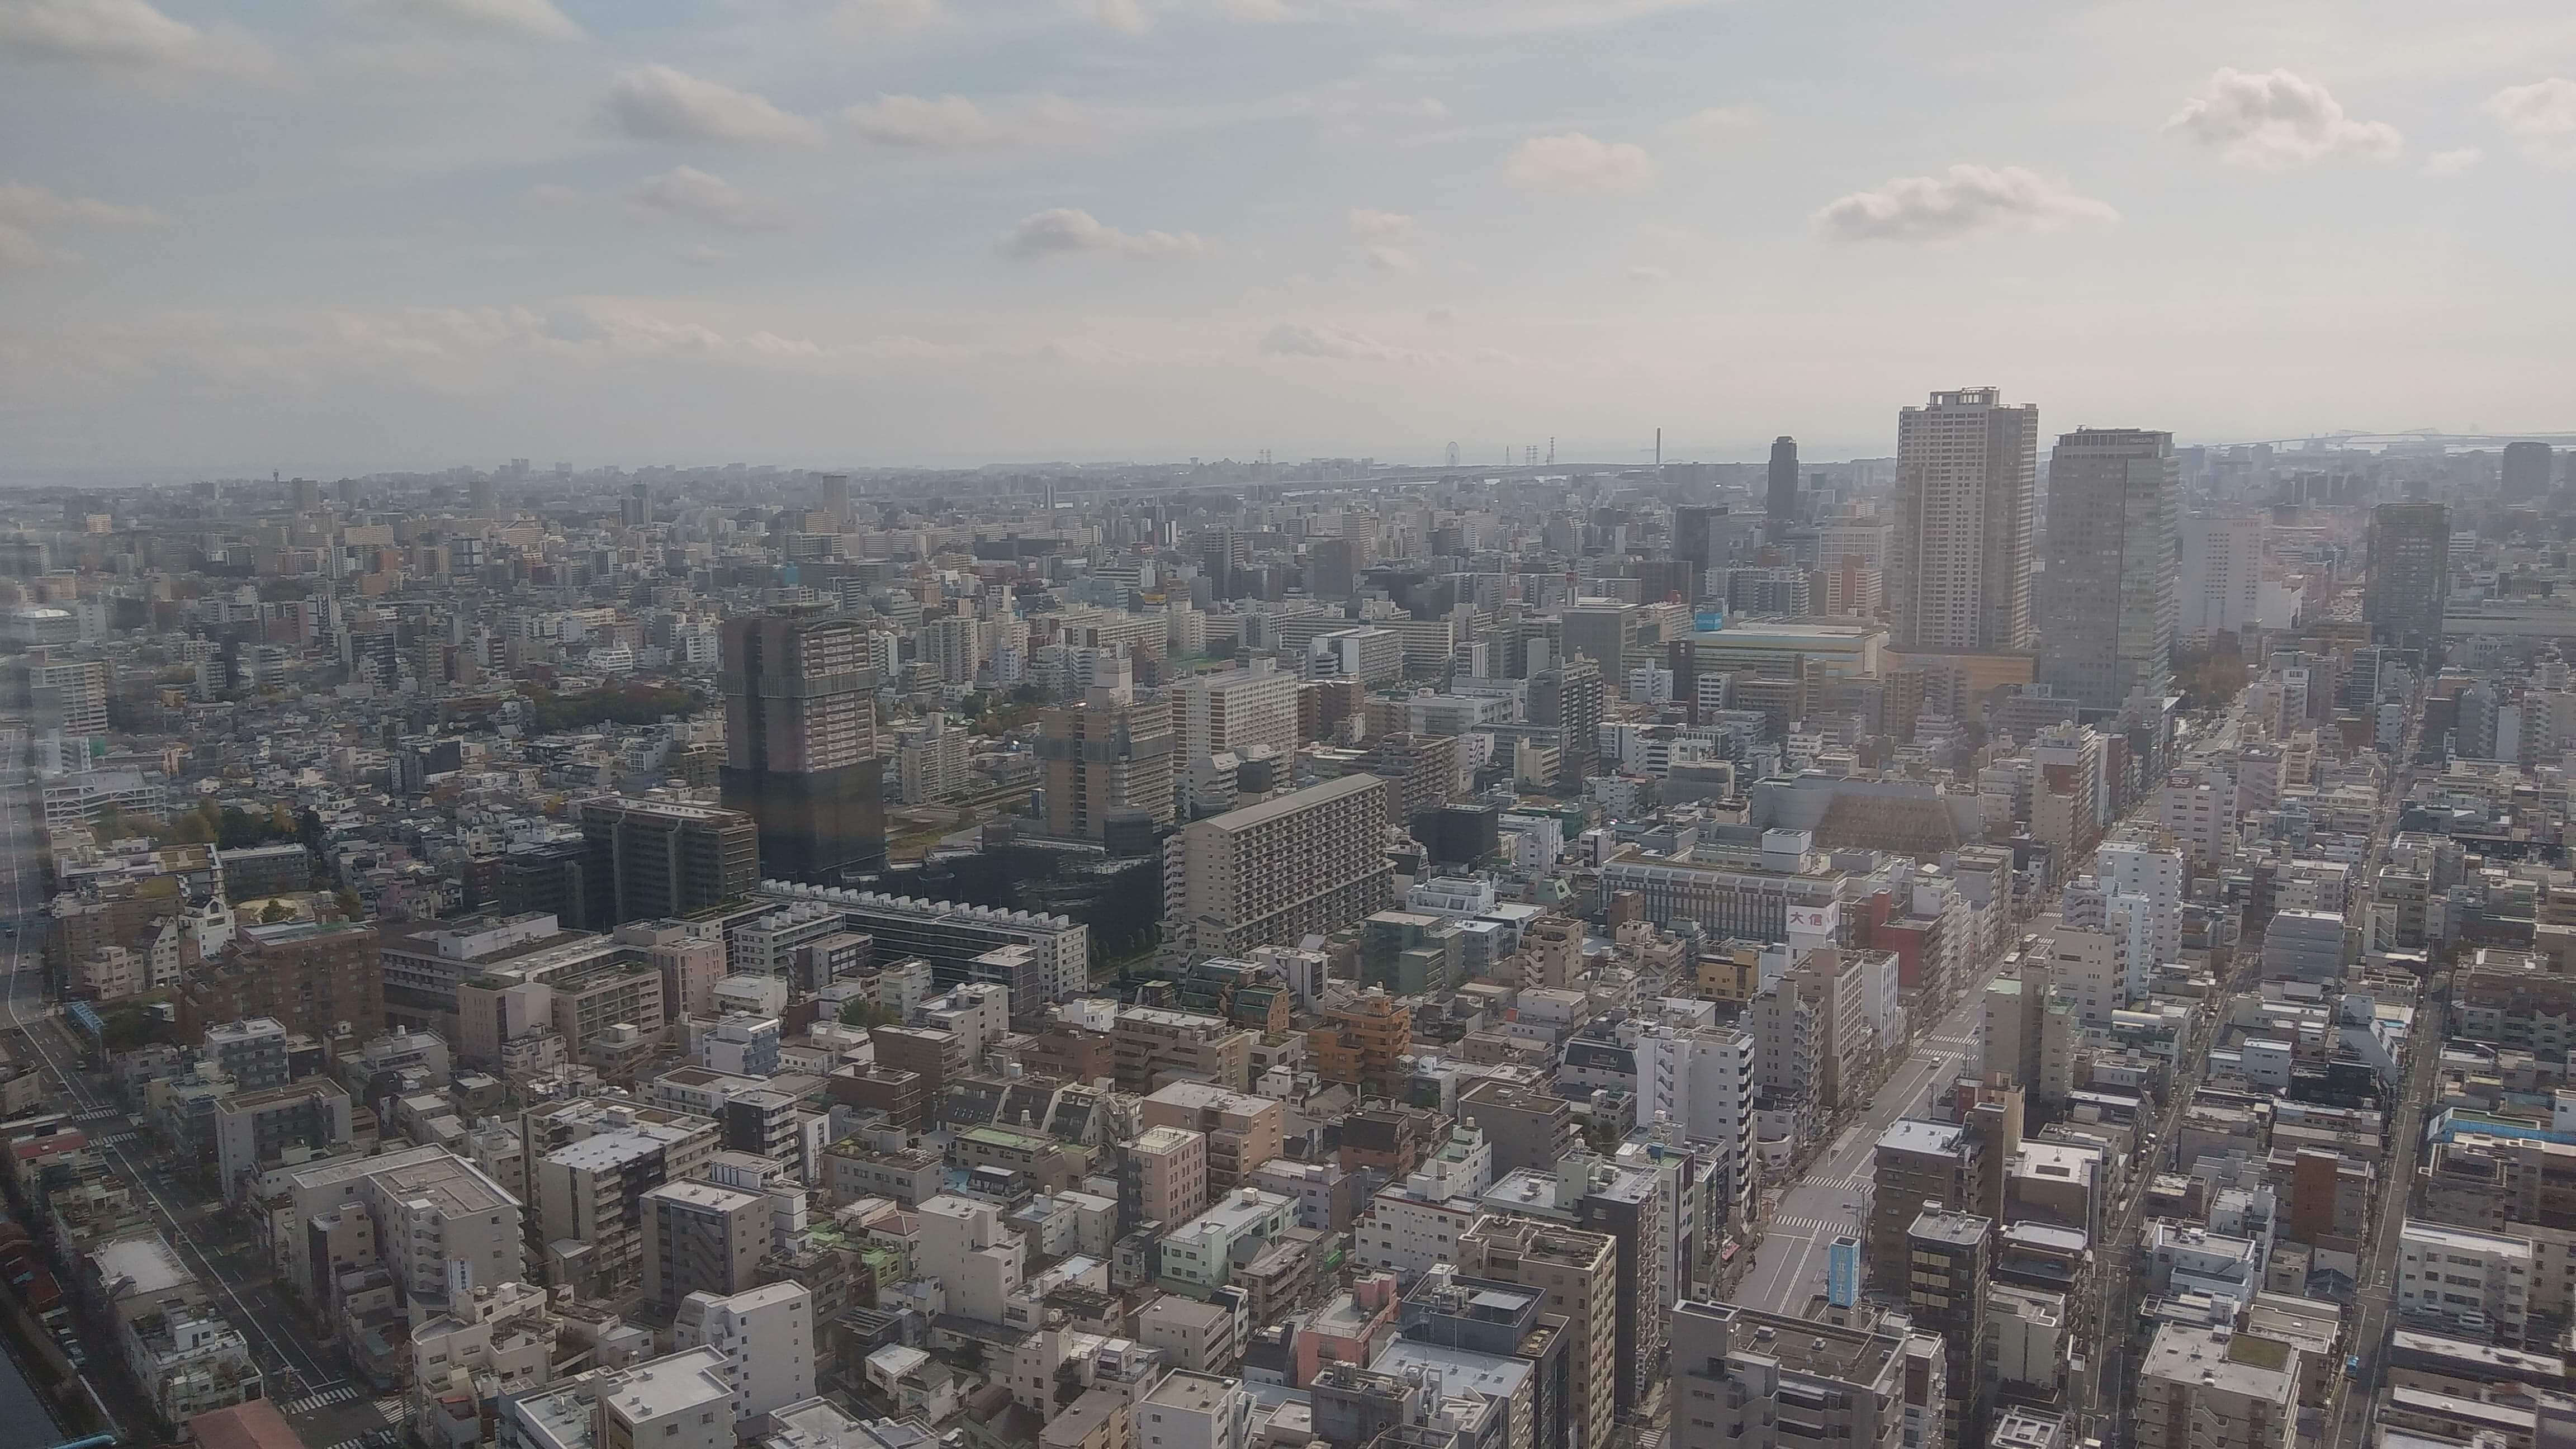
left=1655, top=428, right=1663, bottom=470
left=1547, top=437, right=1556, bottom=466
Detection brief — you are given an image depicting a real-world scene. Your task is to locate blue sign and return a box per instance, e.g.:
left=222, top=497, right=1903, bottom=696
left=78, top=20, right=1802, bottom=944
left=1694, top=610, right=1726, bottom=633
left=1827, top=1236, right=1861, bottom=1308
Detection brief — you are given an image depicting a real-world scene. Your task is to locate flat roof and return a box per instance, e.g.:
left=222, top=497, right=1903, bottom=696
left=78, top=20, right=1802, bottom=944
left=1196, top=773, right=1386, bottom=832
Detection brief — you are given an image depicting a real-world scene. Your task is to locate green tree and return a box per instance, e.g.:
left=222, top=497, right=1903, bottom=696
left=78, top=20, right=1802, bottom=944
left=838, top=999, right=900, bottom=1030
left=259, top=900, right=296, bottom=924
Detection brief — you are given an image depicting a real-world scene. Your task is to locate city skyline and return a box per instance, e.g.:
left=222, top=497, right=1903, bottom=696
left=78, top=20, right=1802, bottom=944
left=8, top=0, right=2576, bottom=476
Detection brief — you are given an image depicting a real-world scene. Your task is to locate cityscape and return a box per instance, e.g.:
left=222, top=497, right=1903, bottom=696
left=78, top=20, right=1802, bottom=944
left=12, top=3, right=2576, bottom=1449
left=0, top=410, right=2563, bottom=1449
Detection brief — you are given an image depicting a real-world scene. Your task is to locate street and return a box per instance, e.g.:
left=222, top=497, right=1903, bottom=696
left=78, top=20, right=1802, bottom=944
left=0, top=723, right=400, bottom=1448
left=1728, top=970, right=1997, bottom=1315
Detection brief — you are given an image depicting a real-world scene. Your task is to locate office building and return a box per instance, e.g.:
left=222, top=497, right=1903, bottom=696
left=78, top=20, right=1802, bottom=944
left=1891, top=386, right=2040, bottom=653
left=2179, top=514, right=2265, bottom=646
left=2036, top=428, right=2177, bottom=711
left=1039, top=692, right=1177, bottom=840
left=755, top=880, right=1089, bottom=1003
left=2366, top=502, right=2452, bottom=660
left=577, top=797, right=759, bottom=926
left=1767, top=435, right=1799, bottom=537
left=1528, top=659, right=1604, bottom=793
left=2504, top=439, right=2556, bottom=501
left=1162, top=775, right=1395, bottom=963
left=720, top=607, right=887, bottom=882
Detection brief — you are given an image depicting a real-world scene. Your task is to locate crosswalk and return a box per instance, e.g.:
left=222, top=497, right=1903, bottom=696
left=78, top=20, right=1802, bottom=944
left=93, top=1131, right=137, bottom=1147
left=75, top=1108, right=120, bottom=1122
left=1810, top=1173, right=1869, bottom=1194
left=281, top=1382, right=361, bottom=1414
left=375, top=1398, right=406, bottom=1420
left=1770, top=1215, right=1857, bottom=1236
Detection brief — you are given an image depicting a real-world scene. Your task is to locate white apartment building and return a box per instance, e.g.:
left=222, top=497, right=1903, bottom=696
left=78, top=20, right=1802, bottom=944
left=1178, top=662, right=1299, bottom=773
left=1351, top=1186, right=1482, bottom=1279
left=1890, top=386, right=2040, bottom=653
left=2398, top=1219, right=2531, bottom=1337
left=1139, top=1370, right=1255, bottom=1449
left=671, top=1281, right=815, bottom=1424
left=2096, top=838, right=2184, bottom=967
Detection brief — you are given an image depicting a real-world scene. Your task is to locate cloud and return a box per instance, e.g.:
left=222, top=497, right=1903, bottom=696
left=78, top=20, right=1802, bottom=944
left=1090, top=0, right=1147, bottom=31
left=675, top=244, right=729, bottom=267
left=0, top=0, right=269, bottom=77
left=1504, top=133, right=1656, bottom=195
left=1346, top=208, right=1418, bottom=243
left=1218, top=0, right=1295, bottom=18
left=2421, top=147, right=2484, bottom=177
left=0, top=182, right=167, bottom=268
left=1259, top=322, right=1420, bottom=362
left=1000, top=208, right=1205, bottom=261
left=2484, top=78, right=2576, bottom=163
left=397, top=0, right=581, bottom=40
left=605, top=65, right=822, bottom=146
left=842, top=94, right=1078, bottom=149
left=2166, top=68, right=2403, bottom=168
left=1814, top=164, right=2118, bottom=242
left=1668, top=105, right=1762, bottom=147
left=629, top=167, right=787, bottom=231
left=1625, top=264, right=1671, bottom=283
left=0, top=182, right=168, bottom=231
left=1358, top=245, right=1418, bottom=272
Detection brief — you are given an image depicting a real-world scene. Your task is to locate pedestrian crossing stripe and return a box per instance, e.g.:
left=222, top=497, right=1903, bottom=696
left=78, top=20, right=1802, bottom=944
left=94, top=1131, right=137, bottom=1146
left=375, top=1397, right=408, bottom=1418
left=77, top=1108, right=119, bottom=1121
left=282, top=1383, right=360, bottom=1414
left=1772, top=1216, right=1850, bottom=1235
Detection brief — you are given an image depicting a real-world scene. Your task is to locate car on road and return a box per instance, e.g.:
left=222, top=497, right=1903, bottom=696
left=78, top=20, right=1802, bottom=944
left=2345, top=1355, right=2361, bottom=1378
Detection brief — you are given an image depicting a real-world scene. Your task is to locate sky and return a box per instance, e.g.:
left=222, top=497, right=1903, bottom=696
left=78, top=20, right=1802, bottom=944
left=4, top=0, right=2576, bottom=480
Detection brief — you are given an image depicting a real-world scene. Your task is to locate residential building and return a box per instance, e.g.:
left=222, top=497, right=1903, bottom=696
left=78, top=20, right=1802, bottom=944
left=721, top=607, right=887, bottom=882
left=1162, top=775, right=1395, bottom=963
left=1891, top=386, right=2040, bottom=654
left=2035, top=428, right=2177, bottom=710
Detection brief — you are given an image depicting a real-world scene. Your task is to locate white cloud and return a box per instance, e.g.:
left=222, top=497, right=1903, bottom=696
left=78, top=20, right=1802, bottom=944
left=2166, top=68, right=2403, bottom=168
left=1503, top=132, right=1656, bottom=195
left=2421, top=147, right=2484, bottom=177
left=0, top=182, right=166, bottom=268
left=2484, top=78, right=2576, bottom=162
left=397, top=0, right=581, bottom=40
left=0, top=182, right=168, bottom=231
left=842, top=94, right=1078, bottom=149
left=1625, top=264, right=1671, bottom=283
left=0, top=0, right=269, bottom=77
left=630, top=167, right=787, bottom=231
left=1814, top=164, right=2118, bottom=243
left=1358, top=245, right=1418, bottom=271
left=1668, top=105, right=1761, bottom=147
left=1090, top=0, right=1148, bottom=31
left=1259, top=322, right=1420, bottom=361
left=999, top=208, right=1206, bottom=261
left=1346, top=208, right=1418, bottom=243
left=675, top=244, right=729, bottom=267
left=1218, top=0, right=1295, bottom=19
left=604, top=65, right=822, bottom=146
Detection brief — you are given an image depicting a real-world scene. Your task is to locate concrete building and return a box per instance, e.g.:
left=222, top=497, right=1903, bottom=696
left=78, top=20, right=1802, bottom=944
left=640, top=1178, right=774, bottom=1311
left=1907, top=1209, right=1992, bottom=1446
left=2036, top=428, right=2177, bottom=711
left=1460, top=1215, right=1618, bottom=1449
left=576, top=797, right=760, bottom=926
left=1139, top=1082, right=1285, bottom=1194
left=721, top=607, right=888, bottom=882
left=1162, top=775, right=1395, bottom=963
left=2397, top=1219, right=2532, bottom=1338
left=2365, top=501, right=2451, bottom=660
left=1130, top=1126, right=1209, bottom=1228
left=1137, top=1370, right=1253, bottom=1449
left=1112, top=1007, right=1255, bottom=1093
left=2179, top=514, right=2265, bottom=647
left=2133, top=1323, right=2298, bottom=1449
left=1891, top=386, right=2040, bottom=654
left=1040, top=692, right=1178, bottom=840
left=1668, top=1300, right=1947, bottom=1449
left=1178, top=662, right=1300, bottom=774
left=671, top=1281, right=815, bottom=1425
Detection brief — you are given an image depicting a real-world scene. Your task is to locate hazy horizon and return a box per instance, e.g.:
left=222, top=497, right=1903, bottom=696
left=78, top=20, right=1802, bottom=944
left=9, top=0, right=2576, bottom=480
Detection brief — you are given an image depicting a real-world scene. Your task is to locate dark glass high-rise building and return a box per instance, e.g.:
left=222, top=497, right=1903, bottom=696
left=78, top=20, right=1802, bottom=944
left=1673, top=505, right=1718, bottom=575
left=2366, top=501, right=2452, bottom=660
left=720, top=607, right=888, bottom=882
left=1765, top=435, right=1799, bottom=536
left=2503, top=440, right=2556, bottom=501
